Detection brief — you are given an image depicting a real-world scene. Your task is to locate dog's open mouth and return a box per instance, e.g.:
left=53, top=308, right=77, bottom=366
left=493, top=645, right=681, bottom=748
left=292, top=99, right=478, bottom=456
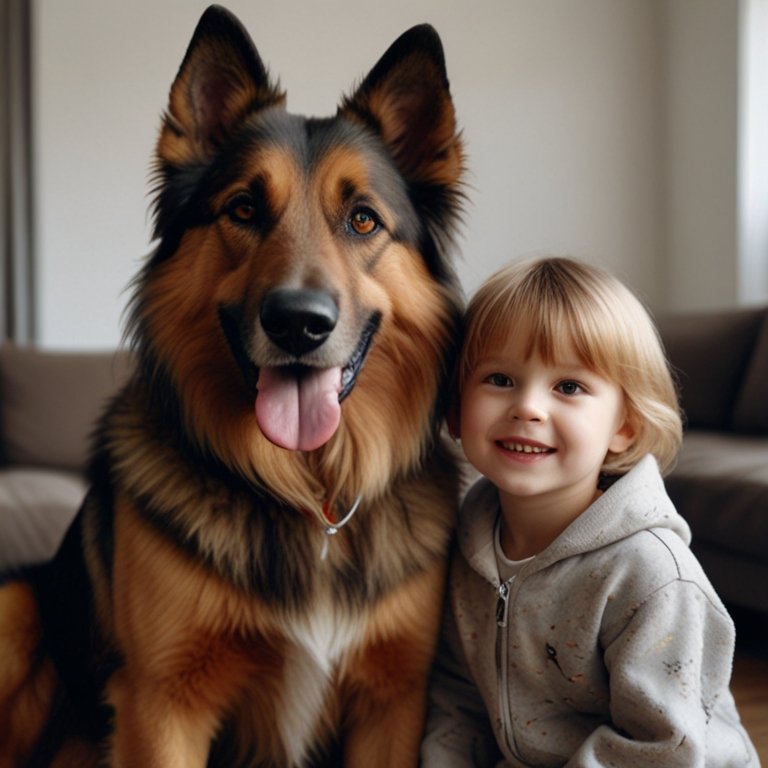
left=254, top=314, right=380, bottom=451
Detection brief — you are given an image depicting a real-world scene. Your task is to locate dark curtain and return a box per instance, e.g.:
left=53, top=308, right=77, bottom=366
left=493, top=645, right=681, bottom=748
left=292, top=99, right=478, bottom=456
left=1, top=0, right=35, bottom=343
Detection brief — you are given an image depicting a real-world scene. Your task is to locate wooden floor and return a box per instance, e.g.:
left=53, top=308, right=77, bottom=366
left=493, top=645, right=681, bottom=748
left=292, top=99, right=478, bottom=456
left=731, top=607, right=768, bottom=764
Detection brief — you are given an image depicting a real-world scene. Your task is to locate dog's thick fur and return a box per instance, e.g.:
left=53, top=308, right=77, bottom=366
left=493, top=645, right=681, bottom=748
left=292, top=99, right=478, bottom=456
left=0, top=6, right=464, bottom=766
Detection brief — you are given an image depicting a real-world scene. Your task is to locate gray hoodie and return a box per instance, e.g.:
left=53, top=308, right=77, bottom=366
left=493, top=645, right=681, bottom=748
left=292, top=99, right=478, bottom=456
left=422, top=455, right=759, bottom=767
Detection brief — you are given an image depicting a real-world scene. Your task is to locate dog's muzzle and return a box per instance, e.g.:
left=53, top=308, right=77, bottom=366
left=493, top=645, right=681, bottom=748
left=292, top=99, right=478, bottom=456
left=220, top=292, right=380, bottom=452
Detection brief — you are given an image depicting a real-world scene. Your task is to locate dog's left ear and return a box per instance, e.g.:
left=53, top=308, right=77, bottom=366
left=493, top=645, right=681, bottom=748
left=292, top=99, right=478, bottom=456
left=340, top=26, right=464, bottom=228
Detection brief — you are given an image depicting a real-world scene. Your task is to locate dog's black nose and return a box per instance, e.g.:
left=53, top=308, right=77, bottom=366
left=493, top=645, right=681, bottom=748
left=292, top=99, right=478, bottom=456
left=260, top=288, right=339, bottom=357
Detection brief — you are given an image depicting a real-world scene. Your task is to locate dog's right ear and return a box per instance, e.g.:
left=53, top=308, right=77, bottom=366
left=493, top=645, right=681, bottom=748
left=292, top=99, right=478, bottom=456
left=158, top=5, right=285, bottom=167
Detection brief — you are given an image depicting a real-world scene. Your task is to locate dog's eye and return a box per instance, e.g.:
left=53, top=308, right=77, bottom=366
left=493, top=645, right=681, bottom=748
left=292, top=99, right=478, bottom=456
left=226, top=194, right=257, bottom=224
left=349, top=209, right=379, bottom=236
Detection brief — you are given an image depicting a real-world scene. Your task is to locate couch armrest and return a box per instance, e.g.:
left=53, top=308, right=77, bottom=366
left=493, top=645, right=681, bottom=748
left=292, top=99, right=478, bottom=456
left=0, top=344, right=132, bottom=472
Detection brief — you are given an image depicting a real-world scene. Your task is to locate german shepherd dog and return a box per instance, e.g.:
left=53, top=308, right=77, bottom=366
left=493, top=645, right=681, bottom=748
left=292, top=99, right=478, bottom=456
left=0, top=5, right=464, bottom=767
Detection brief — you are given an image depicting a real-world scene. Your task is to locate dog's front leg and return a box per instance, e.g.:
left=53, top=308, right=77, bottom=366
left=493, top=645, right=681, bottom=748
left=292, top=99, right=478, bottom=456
left=106, top=500, right=248, bottom=767
left=342, top=681, right=430, bottom=767
left=340, top=562, right=447, bottom=767
left=107, top=666, right=214, bottom=768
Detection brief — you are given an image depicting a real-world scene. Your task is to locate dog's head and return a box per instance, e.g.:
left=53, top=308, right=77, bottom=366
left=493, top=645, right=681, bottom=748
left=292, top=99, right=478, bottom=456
left=129, top=5, right=464, bottom=508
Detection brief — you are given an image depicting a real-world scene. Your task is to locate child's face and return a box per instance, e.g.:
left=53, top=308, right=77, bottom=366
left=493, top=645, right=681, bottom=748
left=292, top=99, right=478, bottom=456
left=459, top=334, right=634, bottom=511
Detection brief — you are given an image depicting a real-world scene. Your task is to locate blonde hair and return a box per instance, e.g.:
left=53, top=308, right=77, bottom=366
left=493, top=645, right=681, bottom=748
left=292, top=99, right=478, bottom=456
left=459, top=257, right=682, bottom=476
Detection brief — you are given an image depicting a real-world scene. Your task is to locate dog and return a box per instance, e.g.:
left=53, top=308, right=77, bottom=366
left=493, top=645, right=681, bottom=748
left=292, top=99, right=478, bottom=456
left=0, top=5, right=465, bottom=767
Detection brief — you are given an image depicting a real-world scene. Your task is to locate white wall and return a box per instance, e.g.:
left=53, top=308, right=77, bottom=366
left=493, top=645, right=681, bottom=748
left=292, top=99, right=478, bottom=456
left=739, top=0, right=768, bottom=306
left=32, top=0, right=760, bottom=349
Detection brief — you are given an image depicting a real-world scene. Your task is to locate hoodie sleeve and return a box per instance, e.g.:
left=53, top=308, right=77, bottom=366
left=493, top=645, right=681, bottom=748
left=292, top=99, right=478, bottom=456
left=420, top=595, right=502, bottom=767
left=565, top=577, right=758, bottom=767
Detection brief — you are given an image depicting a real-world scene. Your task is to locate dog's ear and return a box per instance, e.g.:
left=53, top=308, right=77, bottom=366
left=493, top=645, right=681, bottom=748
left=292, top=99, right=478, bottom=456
left=158, top=5, right=285, bottom=166
left=339, top=25, right=464, bottom=250
left=340, top=27, right=463, bottom=201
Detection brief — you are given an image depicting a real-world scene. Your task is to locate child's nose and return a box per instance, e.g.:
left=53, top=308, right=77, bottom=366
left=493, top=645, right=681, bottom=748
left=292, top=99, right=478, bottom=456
left=508, top=390, right=548, bottom=422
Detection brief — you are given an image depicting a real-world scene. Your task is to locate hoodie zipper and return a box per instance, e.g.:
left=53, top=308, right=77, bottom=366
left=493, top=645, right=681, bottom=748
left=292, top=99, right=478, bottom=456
left=496, top=581, right=511, bottom=627
left=495, top=579, right=517, bottom=757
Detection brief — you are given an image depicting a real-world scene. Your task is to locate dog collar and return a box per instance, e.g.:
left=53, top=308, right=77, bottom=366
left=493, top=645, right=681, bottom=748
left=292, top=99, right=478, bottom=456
left=308, top=494, right=362, bottom=560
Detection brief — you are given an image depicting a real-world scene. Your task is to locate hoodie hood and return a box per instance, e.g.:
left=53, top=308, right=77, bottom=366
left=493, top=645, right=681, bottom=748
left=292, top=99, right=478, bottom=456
left=458, top=454, right=690, bottom=586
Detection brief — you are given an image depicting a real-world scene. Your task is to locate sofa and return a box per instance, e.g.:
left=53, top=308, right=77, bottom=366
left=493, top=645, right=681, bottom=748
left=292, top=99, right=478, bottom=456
left=656, top=306, right=768, bottom=616
left=1, top=307, right=767, bottom=616
left=0, top=344, right=131, bottom=569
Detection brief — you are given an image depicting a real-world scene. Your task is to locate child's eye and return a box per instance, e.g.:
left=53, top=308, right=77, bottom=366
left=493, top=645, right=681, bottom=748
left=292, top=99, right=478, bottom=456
left=557, top=380, right=583, bottom=396
left=485, top=373, right=513, bottom=388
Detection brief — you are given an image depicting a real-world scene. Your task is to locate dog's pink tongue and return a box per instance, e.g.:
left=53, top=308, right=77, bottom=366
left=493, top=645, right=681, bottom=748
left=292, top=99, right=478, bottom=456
left=256, top=366, right=342, bottom=451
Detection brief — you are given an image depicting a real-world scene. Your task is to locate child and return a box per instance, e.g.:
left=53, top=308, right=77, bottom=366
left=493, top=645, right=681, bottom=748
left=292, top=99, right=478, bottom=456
left=421, top=257, right=758, bottom=766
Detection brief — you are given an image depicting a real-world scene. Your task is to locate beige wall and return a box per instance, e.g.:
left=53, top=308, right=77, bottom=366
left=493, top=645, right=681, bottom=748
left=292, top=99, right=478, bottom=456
left=661, top=0, right=740, bottom=311
left=33, top=0, right=764, bottom=348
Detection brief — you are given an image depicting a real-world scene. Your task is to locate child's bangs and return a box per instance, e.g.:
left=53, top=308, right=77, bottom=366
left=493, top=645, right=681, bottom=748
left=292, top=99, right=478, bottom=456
left=518, top=272, right=609, bottom=364
left=466, top=279, right=596, bottom=368
left=506, top=299, right=584, bottom=366
left=462, top=257, right=641, bottom=387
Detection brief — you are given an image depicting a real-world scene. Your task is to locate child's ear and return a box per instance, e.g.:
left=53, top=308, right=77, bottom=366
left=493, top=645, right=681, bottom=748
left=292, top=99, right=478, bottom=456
left=609, top=418, right=636, bottom=454
left=446, top=388, right=461, bottom=439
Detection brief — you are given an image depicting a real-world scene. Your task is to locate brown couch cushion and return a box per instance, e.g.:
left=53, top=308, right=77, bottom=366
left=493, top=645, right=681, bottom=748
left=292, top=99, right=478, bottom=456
left=0, top=345, right=131, bottom=471
left=732, top=312, right=768, bottom=433
left=657, top=308, right=765, bottom=430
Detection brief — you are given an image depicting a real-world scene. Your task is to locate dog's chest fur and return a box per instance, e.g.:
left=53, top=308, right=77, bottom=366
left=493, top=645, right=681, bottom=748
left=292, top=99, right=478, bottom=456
left=277, top=599, right=361, bottom=765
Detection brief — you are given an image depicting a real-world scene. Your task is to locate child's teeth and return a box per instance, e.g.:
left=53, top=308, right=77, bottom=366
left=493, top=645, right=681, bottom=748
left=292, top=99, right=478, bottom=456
left=504, top=442, right=545, bottom=453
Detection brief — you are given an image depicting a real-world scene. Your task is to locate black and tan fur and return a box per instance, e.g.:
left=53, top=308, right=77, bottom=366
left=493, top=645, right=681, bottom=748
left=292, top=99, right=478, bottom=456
left=0, top=6, right=464, bottom=766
